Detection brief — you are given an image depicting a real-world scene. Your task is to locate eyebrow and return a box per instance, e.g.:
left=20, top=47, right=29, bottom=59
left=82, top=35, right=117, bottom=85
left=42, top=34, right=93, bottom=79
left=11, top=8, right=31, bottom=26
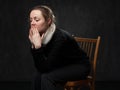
left=30, top=16, right=40, bottom=20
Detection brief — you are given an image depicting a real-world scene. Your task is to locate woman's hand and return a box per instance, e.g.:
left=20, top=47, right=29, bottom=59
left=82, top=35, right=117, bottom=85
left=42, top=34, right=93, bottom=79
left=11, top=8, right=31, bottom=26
left=29, top=27, right=44, bottom=49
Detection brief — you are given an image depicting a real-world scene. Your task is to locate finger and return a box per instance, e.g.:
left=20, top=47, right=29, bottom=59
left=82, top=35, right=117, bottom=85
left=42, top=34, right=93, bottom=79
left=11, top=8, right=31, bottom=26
left=31, top=27, right=36, bottom=35
left=29, top=35, right=31, bottom=40
left=32, top=28, right=36, bottom=35
left=29, top=29, right=33, bottom=36
left=41, top=33, right=45, bottom=39
left=29, top=30, right=32, bottom=39
left=34, top=27, right=37, bottom=33
left=29, top=34, right=32, bottom=43
left=34, top=27, right=39, bottom=36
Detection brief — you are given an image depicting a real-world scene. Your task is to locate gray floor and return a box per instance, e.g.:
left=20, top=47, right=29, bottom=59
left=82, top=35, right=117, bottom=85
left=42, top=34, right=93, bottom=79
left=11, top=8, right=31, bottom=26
left=95, top=81, right=120, bottom=90
left=0, top=81, right=119, bottom=90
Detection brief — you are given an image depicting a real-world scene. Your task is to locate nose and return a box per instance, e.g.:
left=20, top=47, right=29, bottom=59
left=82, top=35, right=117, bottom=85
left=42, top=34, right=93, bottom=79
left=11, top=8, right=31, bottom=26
left=31, top=20, right=36, bottom=26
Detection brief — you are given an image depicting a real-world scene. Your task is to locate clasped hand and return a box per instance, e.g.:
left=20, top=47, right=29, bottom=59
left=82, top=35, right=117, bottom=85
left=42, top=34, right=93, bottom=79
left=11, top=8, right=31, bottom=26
left=29, top=27, right=44, bottom=49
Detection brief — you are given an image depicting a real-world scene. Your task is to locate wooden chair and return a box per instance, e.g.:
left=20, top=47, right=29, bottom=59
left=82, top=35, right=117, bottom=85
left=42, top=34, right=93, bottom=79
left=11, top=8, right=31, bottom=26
left=64, top=36, right=101, bottom=90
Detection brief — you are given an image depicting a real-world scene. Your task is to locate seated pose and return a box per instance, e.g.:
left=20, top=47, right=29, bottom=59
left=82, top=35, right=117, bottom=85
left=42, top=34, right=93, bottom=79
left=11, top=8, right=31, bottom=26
left=28, top=5, right=90, bottom=90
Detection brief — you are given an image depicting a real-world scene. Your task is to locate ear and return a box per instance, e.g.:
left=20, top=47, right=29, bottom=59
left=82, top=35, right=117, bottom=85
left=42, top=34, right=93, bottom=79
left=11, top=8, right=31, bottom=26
left=47, top=18, right=52, bottom=25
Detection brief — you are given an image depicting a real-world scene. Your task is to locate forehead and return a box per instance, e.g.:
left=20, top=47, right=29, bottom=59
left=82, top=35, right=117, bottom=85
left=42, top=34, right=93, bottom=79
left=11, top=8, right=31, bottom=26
left=30, top=10, right=43, bottom=18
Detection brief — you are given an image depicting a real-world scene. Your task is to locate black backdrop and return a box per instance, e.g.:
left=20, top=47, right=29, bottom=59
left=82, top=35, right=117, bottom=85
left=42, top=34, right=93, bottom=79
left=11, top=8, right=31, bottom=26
left=0, top=0, right=120, bottom=82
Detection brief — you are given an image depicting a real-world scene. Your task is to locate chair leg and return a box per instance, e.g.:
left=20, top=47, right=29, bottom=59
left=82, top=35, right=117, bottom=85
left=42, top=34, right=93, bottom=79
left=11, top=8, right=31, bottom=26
left=92, top=83, right=95, bottom=90
left=89, top=82, right=95, bottom=90
left=64, top=87, right=75, bottom=90
left=77, top=87, right=81, bottom=90
left=70, top=87, right=74, bottom=90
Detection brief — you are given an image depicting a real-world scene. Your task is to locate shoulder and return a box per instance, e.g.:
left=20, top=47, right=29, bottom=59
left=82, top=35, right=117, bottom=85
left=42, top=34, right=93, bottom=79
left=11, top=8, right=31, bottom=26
left=48, top=28, right=77, bottom=47
left=53, top=28, right=74, bottom=41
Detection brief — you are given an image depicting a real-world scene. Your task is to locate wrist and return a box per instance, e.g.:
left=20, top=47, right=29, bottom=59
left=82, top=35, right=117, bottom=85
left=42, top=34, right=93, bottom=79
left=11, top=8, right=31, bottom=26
left=34, top=44, right=42, bottom=49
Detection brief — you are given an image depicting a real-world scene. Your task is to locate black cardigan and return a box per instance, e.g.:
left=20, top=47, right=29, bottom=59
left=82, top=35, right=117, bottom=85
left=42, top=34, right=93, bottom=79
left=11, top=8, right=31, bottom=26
left=31, top=28, right=90, bottom=73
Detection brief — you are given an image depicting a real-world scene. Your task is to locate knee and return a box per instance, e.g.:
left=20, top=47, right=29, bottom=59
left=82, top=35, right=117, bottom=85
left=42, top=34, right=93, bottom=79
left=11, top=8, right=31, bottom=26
left=41, top=73, right=54, bottom=81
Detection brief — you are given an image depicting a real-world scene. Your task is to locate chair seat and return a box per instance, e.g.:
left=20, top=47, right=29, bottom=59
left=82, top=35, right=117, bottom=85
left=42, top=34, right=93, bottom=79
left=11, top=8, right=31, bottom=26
left=65, top=76, right=93, bottom=87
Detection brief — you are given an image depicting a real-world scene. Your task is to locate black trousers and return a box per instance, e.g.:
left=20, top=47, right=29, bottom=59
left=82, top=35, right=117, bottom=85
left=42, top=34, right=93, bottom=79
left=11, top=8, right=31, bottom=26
left=32, top=64, right=90, bottom=90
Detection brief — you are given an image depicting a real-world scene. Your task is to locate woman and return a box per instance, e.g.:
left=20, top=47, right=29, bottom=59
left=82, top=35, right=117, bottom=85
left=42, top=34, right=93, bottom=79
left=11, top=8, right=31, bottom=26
left=28, top=5, right=90, bottom=90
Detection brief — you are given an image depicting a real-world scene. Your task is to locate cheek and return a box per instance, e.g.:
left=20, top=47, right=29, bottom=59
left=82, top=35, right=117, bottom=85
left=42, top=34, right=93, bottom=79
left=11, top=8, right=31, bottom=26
left=37, top=21, right=47, bottom=31
left=38, top=22, right=46, bottom=28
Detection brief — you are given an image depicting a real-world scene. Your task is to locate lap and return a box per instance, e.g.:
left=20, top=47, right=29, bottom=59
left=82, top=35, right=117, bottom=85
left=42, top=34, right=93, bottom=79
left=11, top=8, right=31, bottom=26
left=42, top=64, right=90, bottom=82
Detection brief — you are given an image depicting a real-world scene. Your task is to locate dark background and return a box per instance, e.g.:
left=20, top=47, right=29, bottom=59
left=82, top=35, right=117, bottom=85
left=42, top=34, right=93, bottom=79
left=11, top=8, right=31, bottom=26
left=0, top=0, right=120, bottom=82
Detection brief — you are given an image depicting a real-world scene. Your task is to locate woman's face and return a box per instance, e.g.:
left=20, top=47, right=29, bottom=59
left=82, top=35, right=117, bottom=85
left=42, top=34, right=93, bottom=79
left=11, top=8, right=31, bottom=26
left=30, top=10, right=49, bottom=33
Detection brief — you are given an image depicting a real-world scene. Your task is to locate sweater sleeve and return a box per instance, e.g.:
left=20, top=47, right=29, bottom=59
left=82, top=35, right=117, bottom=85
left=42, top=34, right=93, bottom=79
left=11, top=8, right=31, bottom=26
left=30, top=39, right=66, bottom=72
left=31, top=45, right=46, bottom=62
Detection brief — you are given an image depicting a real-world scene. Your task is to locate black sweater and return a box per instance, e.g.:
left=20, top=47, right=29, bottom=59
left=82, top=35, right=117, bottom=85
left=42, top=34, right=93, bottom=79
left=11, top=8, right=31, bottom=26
left=31, top=28, right=90, bottom=73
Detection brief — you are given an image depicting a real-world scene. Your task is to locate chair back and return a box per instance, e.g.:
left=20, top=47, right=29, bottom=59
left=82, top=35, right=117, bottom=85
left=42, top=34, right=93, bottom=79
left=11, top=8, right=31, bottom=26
left=74, top=36, right=101, bottom=83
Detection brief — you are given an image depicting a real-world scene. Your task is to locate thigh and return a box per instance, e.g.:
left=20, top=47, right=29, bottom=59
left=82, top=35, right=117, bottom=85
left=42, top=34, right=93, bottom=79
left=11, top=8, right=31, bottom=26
left=47, top=64, right=90, bottom=82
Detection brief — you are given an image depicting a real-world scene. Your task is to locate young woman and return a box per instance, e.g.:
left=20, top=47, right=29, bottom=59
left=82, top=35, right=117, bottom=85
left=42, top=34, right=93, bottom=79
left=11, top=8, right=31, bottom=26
left=28, top=5, right=90, bottom=90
